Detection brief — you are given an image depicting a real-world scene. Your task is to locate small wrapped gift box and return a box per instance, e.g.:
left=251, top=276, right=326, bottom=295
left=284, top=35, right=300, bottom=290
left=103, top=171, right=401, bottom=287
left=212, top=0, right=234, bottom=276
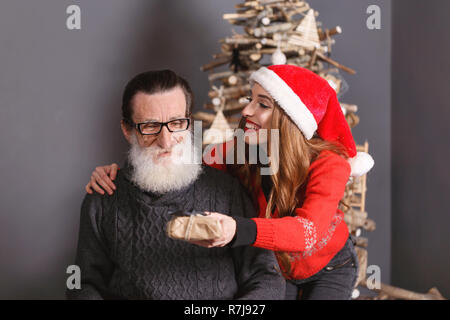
left=167, top=211, right=223, bottom=241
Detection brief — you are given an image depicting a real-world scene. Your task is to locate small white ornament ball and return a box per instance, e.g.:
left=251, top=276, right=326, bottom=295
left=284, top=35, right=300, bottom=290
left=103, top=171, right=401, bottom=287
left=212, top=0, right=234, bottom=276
left=352, top=288, right=360, bottom=299
left=239, top=97, right=248, bottom=105
left=262, top=17, right=270, bottom=25
left=212, top=97, right=221, bottom=106
left=228, top=75, right=238, bottom=85
left=272, top=48, right=286, bottom=65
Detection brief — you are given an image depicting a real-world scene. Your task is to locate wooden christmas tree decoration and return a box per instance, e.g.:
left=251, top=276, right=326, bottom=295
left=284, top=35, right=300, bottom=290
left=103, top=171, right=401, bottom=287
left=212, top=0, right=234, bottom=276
left=203, top=109, right=234, bottom=145
left=194, top=0, right=354, bottom=134
left=288, top=9, right=321, bottom=50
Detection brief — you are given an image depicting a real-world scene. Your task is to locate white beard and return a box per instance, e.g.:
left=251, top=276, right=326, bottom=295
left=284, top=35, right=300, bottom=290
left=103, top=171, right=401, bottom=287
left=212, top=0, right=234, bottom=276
left=128, top=132, right=202, bottom=194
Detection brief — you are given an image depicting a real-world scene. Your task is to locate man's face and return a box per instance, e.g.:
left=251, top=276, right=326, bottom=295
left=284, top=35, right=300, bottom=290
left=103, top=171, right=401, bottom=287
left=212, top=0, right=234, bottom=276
left=123, top=86, right=201, bottom=194
left=122, top=87, right=188, bottom=163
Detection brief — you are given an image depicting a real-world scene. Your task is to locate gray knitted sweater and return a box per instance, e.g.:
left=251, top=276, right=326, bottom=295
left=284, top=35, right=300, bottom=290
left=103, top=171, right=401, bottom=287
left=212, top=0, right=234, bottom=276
left=66, top=163, right=285, bottom=300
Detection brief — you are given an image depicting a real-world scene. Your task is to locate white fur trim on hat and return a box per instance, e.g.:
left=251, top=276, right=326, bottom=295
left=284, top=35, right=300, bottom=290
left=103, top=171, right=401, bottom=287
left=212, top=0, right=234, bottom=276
left=249, top=67, right=317, bottom=139
left=348, top=152, right=374, bottom=177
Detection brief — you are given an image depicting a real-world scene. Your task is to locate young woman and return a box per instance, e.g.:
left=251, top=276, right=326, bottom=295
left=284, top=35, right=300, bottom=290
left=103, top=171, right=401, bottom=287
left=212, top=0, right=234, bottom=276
left=86, top=65, right=374, bottom=299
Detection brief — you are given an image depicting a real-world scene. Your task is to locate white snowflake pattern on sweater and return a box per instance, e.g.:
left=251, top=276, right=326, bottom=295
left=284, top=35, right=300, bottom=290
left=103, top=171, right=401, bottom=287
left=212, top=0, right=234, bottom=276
left=288, top=213, right=343, bottom=262
left=296, top=217, right=317, bottom=251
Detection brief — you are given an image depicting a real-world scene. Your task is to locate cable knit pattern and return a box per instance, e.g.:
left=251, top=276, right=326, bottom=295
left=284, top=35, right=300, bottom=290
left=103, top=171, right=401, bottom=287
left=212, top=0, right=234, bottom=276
left=67, top=164, right=285, bottom=300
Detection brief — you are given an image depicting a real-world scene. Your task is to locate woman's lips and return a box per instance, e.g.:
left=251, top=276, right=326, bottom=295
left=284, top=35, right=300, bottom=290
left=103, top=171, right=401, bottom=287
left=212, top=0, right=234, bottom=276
left=244, top=119, right=261, bottom=132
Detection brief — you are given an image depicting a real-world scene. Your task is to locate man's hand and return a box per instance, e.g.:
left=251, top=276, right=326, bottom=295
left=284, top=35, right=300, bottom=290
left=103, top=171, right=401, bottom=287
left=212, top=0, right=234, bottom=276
left=189, top=212, right=237, bottom=248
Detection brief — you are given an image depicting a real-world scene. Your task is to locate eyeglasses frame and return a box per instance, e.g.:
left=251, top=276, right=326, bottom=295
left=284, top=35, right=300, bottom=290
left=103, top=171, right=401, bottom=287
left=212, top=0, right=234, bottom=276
left=123, top=117, right=191, bottom=136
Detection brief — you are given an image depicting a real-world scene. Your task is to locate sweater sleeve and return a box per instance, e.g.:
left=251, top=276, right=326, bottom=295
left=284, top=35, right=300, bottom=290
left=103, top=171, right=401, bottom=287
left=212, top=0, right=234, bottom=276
left=252, top=151, right=351, bottom=253
left=229, top=179, right=285, bottom=300
left=228, top=215, right=257, bottom=247
left=66, top=194, right=115, bottom=300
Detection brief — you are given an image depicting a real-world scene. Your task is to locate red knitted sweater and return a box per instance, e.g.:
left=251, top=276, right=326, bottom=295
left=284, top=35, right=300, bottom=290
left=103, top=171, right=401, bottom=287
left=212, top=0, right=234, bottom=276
left=203, top=141, right=350, bottom=280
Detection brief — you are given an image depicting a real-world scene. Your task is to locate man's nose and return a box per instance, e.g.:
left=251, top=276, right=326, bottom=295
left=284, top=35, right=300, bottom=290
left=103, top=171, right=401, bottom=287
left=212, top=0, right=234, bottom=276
left=156, top=126, right=173, bottom=149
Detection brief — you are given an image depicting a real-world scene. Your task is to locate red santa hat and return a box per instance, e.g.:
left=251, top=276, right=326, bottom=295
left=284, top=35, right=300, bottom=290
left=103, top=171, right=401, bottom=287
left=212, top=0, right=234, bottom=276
left=249, top=64, right=374, bottom=176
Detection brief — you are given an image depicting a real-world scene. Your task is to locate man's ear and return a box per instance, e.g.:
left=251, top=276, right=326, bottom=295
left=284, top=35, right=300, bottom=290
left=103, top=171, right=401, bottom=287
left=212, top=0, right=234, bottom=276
left=121, top=120, right=132, bottom=144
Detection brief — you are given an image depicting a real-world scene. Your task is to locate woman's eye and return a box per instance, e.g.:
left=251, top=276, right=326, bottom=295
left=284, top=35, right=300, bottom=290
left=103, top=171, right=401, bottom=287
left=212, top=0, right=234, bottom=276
left=245, top=96, right=269, bottom=108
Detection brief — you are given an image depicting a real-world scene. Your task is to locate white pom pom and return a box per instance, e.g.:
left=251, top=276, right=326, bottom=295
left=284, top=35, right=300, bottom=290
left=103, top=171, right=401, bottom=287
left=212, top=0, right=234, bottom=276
left=348, top=152, right=374, bottom=177
left=352, top=288, right=360, bottom=299
left=271, top=48, right=286, bottom=65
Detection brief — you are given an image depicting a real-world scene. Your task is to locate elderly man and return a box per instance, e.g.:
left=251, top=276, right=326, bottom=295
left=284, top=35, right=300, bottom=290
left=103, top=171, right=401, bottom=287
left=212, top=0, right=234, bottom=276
left=67, top=70, right=285, bottom=300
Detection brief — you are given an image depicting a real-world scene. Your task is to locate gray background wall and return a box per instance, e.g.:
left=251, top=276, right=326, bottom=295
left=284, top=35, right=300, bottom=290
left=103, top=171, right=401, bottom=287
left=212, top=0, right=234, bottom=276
left=0, top=0, right=395, bottom=299
left=391, top=0, right=450, bottom=297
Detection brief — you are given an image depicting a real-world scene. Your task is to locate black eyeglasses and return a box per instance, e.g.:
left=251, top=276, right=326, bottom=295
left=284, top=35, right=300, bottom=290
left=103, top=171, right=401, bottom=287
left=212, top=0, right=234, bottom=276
left=124, top=118, right=191, bottom=136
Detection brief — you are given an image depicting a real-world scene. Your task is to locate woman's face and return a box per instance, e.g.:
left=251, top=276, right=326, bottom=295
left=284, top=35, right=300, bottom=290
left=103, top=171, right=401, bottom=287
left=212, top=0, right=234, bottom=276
left=241, top=83, right=274, bottom=145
